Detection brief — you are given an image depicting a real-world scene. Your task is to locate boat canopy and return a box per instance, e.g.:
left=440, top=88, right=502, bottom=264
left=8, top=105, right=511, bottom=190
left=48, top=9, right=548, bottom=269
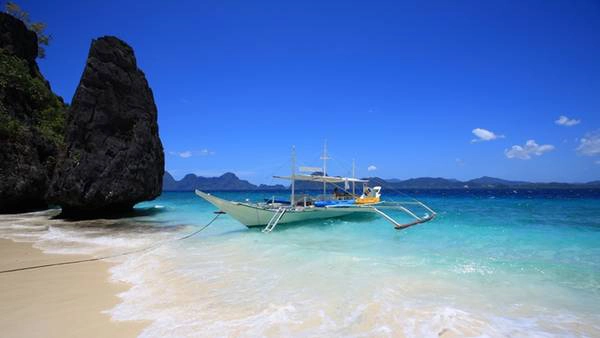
left=273, top=174, right=369, bottom=184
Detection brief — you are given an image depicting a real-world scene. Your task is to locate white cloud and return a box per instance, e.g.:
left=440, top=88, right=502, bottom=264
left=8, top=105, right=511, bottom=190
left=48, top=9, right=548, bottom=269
left=200, top=148, right=216, bottom=156
left=505, top=140, right=555, bottom=160
left=455, top=158, right=465, bottom=166
left=169, top=151, right=191, bottom=158
left=169, top=149, right=215, bottom=158
left=596, top=160, right=600, bottom=165
left=576, top=130, right=600, bottom=156
left=471, top=128, right=504, bottom=142
left=367, top=165, right=377, bottom=171
left=178, top=151, right=192, bottom=158
left=555, top=115, right=580, bottom=127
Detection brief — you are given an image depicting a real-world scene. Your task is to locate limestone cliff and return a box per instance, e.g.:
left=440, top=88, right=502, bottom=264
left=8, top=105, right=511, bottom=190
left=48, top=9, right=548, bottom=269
left=0, top=13, right=66, bottom=212
left=48, top=36, right=164, bottom=214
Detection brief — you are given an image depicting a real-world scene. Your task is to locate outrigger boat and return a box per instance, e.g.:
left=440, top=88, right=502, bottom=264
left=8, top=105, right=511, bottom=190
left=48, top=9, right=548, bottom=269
left=195, top=144, right=436, bottom=232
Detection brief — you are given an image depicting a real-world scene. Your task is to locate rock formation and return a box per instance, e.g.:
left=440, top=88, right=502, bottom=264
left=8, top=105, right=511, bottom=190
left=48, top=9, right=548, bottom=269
left=0, top=13, right=66, bottom=212
left=47, top=36, right=164, bottom=215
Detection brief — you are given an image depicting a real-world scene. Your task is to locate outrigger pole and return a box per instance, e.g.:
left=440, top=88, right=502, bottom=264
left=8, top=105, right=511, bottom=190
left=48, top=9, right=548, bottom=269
left=290, top=146, right=296, bottom=206
left=320, top=141, right=330, bottom=196
left=352, top=159, right=356, bottom=196
left=325, top=200, right=437, bottom=230
left=370, top=205, right=437, bottom=230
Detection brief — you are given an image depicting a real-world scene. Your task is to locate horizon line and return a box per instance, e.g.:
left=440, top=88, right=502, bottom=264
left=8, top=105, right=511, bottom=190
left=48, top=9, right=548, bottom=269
left=164, top=170, right=599, bottom=185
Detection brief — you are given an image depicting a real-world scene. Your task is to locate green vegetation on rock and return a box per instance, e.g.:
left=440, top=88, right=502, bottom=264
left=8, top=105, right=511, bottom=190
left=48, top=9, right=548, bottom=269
left=0, top=7, right=65, bottom=212
left=0, top=49, right=65, bottom=146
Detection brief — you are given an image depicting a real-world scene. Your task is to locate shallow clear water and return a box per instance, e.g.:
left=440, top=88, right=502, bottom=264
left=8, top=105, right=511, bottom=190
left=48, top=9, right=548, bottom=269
left=2, top=190, right=600, bottom=337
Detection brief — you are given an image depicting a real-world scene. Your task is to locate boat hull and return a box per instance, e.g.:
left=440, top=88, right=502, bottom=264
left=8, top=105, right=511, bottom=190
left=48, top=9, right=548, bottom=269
left=195, top=190, right=375, bottom=227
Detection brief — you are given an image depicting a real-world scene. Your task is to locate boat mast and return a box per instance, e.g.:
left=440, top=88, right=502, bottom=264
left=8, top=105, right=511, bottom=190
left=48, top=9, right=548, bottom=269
left=291, top=145, right=296, bottom=206
left=352, top=159, right=356, bottom=196
left=320, top=140, right=330, bottom=197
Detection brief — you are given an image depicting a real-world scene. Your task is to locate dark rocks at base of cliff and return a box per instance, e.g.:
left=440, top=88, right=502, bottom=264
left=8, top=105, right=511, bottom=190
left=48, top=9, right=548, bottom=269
left=0, top=131, right=58, bottom=212
left=0, top=13, right=66, bottom=213
left=47, top=36, right=164, bottom=216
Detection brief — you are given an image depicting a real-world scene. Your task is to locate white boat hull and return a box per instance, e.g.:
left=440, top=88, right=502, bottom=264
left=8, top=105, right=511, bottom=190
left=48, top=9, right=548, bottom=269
left=195, top=191, right=375, bottom=227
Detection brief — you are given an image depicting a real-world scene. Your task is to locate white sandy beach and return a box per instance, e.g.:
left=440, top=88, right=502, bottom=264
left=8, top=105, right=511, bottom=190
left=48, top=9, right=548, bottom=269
left=0, top=239, right=147, bottom=338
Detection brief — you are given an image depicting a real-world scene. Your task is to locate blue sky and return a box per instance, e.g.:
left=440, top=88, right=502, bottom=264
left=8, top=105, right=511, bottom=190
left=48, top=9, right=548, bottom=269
left=13, top=0, right=600, bottom=183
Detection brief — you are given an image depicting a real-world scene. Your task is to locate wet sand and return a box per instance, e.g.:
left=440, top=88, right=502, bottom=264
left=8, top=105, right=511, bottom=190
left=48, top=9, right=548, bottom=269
left=0, top=239, right=147, bottom=338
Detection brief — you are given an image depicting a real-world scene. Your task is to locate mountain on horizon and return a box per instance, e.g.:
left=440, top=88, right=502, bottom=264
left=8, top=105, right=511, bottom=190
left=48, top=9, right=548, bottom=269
left=366, top=176, right=600, bottom=190
left=163, top=172, right=600, bottom=191
left=466, top=176, right=528, bottom=187
left=163, top=172, right=285, bottom=191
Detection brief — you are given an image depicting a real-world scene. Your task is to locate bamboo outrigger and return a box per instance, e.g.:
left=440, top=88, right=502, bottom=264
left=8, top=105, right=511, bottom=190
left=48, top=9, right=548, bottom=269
left=195, top=144, right=436, bottom=232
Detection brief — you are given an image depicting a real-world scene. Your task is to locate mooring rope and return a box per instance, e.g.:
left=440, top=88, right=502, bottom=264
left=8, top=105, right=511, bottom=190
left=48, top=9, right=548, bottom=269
left=0, top=213, right=222, bottom=275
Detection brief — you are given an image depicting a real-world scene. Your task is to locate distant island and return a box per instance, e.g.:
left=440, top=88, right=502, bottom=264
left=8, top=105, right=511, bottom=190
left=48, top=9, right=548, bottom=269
left=163, top=172, right=600, bottom=191
left=163, top=172, right=286, bottom=191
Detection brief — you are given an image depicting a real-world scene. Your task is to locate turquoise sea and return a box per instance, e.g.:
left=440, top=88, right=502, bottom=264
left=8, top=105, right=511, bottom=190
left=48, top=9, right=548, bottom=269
left=2, top=190, right=600, bottom=337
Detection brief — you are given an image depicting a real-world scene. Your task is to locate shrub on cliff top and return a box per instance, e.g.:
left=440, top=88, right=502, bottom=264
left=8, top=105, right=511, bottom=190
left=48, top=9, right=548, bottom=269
left=4, top=2, right=51, bottom=58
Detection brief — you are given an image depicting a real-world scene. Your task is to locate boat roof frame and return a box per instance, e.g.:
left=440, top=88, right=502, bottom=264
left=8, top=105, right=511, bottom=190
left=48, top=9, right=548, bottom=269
left=273, top=174, right=369, bottom=184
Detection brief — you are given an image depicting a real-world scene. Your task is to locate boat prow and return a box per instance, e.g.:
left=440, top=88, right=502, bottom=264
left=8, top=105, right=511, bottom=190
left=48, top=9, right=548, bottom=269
left=195, top=190, right=230, bottom=210
left=195, top=190, right=268, bottom=227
